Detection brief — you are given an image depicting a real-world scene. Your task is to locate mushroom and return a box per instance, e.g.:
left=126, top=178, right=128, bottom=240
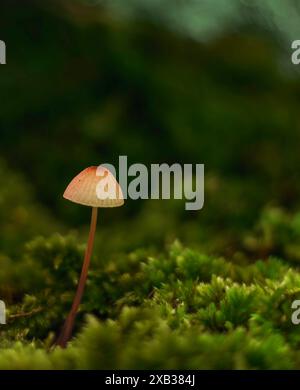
left=56, top=166, right=124, bottom=348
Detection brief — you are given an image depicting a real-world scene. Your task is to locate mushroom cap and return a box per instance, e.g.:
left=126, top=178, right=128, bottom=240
left=63, top=166, right=124, bottom=208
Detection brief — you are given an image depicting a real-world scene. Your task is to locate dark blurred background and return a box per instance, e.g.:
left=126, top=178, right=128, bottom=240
left=1, top=0, right=300, bottom=259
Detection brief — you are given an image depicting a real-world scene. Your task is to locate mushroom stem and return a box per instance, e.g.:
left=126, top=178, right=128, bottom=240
left=56, top=207, right=98, bottom=348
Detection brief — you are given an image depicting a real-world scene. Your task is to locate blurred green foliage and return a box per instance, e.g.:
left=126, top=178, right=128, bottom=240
left=1, top=0, right=300, bottom=369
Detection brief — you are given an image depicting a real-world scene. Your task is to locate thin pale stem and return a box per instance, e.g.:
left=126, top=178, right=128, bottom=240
left=56, top=207, right=98, bottom=348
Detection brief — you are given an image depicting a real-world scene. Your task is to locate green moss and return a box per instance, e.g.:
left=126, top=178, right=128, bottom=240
left=1, top=230, right=300, bottom=369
